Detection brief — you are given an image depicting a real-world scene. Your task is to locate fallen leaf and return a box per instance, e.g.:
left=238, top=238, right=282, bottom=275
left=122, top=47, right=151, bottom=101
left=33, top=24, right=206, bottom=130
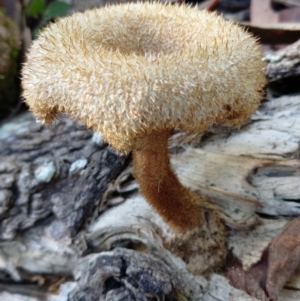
left=266, top=217, right=300, bottom=301
left=227, top=217, right=300, bottom=301
left=227, top=252, right=268, bottom=301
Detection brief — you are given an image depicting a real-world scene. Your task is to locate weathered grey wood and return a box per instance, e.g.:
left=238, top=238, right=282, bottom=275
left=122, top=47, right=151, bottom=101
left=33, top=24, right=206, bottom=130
left=1, top=89, right=300, bottom=300
left=0, top=113, right=129, bottom=299
left=266, top=39, right=300, bottom=81
left=2, top=3, right=300, bottom=294
left=0, top=113, right=128, bottom=240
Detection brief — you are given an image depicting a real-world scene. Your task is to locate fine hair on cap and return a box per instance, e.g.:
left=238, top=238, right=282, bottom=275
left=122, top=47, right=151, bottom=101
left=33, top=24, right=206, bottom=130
left=22, top=2, right=266, bottom=154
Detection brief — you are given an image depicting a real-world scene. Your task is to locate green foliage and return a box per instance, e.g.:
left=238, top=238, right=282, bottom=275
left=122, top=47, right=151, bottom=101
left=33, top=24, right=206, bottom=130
left=0, top=10, right=21, bottom=121
left=26, top=0, right=71, bottom=38
left=26, top=0, right=46, bottom=16
left=43, top=1, right=70, bottom=23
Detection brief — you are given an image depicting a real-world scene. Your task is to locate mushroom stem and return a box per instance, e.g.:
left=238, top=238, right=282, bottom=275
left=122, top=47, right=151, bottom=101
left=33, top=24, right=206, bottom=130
left=132, top=130, right=204, bottom=231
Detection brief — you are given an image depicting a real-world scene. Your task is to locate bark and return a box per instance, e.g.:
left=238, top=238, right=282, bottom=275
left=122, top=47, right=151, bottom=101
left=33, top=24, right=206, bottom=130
left=1, top=20, right=300, bottom=298
left=1, top=87, right=300, bottom=301
left=0, top=113, right=128, bottom=240
left=266, top=39, right=300, bottom=81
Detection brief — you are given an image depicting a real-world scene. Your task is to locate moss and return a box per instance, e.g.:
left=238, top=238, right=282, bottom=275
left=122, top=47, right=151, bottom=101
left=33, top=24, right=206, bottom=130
left=0, top=11, right=21, bottom=120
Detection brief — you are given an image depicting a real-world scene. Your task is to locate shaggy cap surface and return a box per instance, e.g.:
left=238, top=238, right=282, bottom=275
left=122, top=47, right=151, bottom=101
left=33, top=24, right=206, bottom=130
left=22, top=2, right=266, bottom=153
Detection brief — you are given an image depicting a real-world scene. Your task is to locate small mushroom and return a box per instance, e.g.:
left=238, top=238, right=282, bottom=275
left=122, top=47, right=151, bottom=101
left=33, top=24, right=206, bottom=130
left=22, top=3, right=266, bottom=273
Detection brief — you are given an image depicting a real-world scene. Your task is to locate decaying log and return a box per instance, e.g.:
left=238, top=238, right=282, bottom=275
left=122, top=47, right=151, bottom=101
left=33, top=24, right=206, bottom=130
left=2, top=2, right=300, bottom=300
left=0, top=90, right=300, bottom=301
left=266, top=39, right=300, bottom=81
left=0, top=113, right=128, bottom=239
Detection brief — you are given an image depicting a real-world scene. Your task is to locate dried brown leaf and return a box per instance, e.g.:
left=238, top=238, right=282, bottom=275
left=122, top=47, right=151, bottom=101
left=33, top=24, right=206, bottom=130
left=266, top=217, right=300, bottom=301
left=227, top=217, right=300, bottom=301
left=227, top=253, right=268, bottom=301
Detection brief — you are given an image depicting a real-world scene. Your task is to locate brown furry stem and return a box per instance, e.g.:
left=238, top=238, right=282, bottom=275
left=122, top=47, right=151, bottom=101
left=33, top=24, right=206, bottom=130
left=133, top=130, right=206, bottom=231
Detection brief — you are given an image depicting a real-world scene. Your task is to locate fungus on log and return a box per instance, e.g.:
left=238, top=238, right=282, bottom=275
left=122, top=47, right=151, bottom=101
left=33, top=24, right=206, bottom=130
left=21, top=2, right=266, bottom=274
left=1, top=91, right=300, bottom=300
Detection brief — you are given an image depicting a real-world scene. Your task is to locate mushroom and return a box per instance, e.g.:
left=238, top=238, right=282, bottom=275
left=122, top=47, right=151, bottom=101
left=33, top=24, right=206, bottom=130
left=22, top=2, right=266, bottom=273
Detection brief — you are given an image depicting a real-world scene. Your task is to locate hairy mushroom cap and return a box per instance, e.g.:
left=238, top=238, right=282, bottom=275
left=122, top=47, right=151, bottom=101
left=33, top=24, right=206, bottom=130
left=22, top=2, right=266, bottom=153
